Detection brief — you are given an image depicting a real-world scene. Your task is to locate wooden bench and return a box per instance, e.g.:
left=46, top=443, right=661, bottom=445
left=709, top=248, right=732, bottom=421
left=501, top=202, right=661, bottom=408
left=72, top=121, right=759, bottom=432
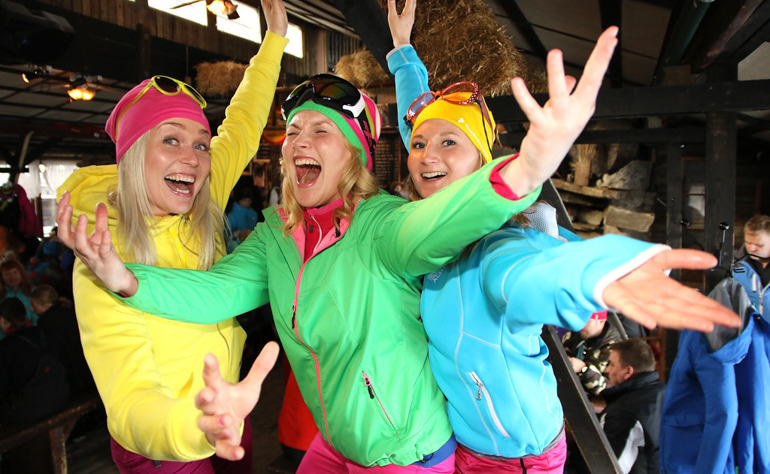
left=0, top=390, right=103, bottom=474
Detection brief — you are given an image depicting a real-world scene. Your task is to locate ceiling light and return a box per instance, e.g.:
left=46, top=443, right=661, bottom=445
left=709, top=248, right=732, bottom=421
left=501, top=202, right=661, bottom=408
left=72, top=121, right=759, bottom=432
left=67, top=84, right=95, bottom=101
left=207, top=0, right=239, bottom=20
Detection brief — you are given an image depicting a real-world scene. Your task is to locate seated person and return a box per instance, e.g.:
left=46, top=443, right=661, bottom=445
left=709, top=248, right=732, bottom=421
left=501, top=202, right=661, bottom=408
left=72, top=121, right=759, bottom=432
left=0, top=297, right=70, bottom=423
left=226, top=186, right=261, bottom=253
left=31, top=285, right=93, bottom=396
left=563, top=311, right=621, bottom=395
left=600, top=338, right=665, bottom=474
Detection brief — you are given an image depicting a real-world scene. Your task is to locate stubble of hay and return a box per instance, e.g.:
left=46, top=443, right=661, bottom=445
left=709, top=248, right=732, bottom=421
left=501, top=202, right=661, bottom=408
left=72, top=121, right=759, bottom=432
left=194, top=61, right=248, bottom=97
left=334, top=49, right=391, bottom=89
left=378, top=0, right=530, bottom=96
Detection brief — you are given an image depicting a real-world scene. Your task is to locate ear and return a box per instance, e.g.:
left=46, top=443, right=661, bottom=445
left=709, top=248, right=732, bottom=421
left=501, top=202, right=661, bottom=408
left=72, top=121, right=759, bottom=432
left=624, top=364, right=635, bottom=381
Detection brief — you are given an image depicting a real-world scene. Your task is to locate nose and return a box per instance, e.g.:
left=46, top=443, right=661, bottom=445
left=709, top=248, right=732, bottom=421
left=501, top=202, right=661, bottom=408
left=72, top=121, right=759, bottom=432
left=419, top=141, right=441, bottom=164
left=179, top=146, right=200, bottom=166
left=287, top=128, right=310, bottom=149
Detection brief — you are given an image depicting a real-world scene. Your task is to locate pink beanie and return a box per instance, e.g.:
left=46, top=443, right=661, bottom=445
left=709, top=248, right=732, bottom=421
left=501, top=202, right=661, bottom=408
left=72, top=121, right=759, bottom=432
left=105, top=78, right=211, bottom=164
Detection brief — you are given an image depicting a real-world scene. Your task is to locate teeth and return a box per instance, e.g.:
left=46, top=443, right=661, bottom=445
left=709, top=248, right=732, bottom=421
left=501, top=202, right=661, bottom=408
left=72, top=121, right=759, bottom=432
left=165, top=174, right=195, bottom=183
left=295, top=158, right=320, bottom=167
left=421, top=172, right=447, bottom=179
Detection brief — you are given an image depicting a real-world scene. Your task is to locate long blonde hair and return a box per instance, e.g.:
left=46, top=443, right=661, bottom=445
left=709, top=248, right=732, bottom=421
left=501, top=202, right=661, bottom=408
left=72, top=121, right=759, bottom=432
left=280, top=141, right=379, bottom=235
left=108, top=133, right=224, bottom=269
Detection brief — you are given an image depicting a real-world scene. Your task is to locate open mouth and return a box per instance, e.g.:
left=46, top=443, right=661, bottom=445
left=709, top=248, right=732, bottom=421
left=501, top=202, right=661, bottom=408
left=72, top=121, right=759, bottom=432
left=421, top=171, right=447, bottom=181
left=165, top=173, right=195, bottom=195
left=295, top=158, right=321, bottom=187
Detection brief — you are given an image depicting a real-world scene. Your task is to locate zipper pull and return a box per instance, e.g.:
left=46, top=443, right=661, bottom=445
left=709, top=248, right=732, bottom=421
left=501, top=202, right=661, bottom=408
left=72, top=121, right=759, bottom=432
left=363, top=372, right=375, bottom=399
left=470, top=373, right=483, bottom=400
left=292, top=300, right=297, bottom=329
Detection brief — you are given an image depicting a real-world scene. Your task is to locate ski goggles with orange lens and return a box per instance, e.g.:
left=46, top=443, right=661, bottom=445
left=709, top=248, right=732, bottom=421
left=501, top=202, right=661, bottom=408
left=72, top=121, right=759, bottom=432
left=405, top=81, right=494, bottom=135
left=115, top=75, right=207, bottom=139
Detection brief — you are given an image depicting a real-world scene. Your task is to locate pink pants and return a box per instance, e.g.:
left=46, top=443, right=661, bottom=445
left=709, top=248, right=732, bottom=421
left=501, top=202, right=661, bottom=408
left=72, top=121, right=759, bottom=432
left=296, top=432, right=455, bottom=474
left=110, top=417, right=253, bottom=474
left=455, top=433, right=567, bottom=474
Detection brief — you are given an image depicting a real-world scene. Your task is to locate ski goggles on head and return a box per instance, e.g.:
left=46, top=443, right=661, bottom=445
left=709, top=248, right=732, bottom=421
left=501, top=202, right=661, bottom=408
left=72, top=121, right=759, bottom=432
left=281, top=73, right=366, bottom=122
left=405, top=81, right=494, bottom=135
left=115, top=75, right=207, bottom=140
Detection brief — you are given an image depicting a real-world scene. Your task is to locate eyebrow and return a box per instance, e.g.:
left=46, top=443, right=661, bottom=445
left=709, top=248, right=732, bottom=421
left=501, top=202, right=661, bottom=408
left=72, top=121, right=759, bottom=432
left=158, top=121, right=210, bottom=137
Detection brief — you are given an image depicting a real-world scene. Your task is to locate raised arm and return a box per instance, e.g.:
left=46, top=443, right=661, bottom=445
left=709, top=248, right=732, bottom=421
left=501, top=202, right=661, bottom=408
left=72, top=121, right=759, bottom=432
left=502, top=27, right=618, bottom=198
left=386, top=0, right=425, bottom=149
left=209, top=0, right=288, bottom=206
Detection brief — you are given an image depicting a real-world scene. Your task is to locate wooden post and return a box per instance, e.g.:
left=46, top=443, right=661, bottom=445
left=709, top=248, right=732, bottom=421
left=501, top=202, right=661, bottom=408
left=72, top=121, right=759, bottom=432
left=704, top=64, right=737, bottom=293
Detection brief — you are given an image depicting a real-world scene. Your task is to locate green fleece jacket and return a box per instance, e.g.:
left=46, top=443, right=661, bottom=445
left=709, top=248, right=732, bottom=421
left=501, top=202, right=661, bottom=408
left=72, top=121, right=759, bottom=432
left=122, top=158, right=540, bottom=467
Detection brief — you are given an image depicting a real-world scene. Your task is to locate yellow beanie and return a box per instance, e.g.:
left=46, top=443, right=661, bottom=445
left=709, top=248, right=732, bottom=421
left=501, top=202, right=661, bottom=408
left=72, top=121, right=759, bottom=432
left=412, top=93, right=496, bottom=162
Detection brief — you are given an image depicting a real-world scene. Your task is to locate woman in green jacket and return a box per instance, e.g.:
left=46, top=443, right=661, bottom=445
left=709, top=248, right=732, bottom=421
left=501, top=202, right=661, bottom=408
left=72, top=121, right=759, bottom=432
left=57, top=29, right=617, bottom=472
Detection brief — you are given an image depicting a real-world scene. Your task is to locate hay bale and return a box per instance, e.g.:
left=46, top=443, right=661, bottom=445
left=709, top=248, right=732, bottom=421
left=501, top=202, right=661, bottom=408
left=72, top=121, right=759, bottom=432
left=194, top=61, right=248, bottom=97
left=334, top=49, right=390, bottom=89
left=380, top=0, right=529, bottom=96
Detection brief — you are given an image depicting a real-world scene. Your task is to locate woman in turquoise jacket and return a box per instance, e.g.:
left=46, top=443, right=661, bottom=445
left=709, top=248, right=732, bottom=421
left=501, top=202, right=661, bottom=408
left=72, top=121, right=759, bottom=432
left=386, top=1, right=740, bottom=472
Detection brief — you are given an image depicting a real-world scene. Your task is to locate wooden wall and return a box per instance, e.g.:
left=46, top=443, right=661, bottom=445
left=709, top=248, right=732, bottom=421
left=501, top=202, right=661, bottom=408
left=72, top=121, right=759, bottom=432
left=34, top=0, right=363, bottom=80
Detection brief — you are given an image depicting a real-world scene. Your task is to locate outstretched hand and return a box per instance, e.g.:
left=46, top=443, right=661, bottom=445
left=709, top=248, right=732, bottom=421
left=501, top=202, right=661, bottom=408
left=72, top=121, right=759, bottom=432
left=262, top=0, right=288, bottom=37
left=503, top=27, right=618, bottom=197
left=602, top=249, right=742, bottom=332
left=196, top=342, right=281, bottom=461
left=387, top=0, right=416, bottom=49
left=56, top=192, right=137, bottom=296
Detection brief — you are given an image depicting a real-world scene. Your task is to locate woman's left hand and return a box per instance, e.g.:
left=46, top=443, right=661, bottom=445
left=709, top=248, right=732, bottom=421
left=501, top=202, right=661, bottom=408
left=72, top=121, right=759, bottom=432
left=196, top=342, right=280, bottom=461
left=56, top=192, right=138, bottom=296
left=262, top=0, right=288, bottom=37
left=602, top=249, right=742, bottom=332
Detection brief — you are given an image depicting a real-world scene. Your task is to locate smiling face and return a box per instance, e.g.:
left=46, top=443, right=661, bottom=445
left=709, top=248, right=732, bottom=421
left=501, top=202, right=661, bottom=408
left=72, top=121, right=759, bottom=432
left=144, top=118, right=211, bottom=216
left=408, top=119, right=484, bottom=199
left=1, top=268, right=20, bottom=290
left=282, top=109, right=351, bottom=208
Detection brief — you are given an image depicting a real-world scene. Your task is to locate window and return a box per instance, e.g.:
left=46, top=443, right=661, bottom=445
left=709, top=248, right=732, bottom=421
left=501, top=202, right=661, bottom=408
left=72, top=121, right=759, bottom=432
left=147, top=0, right=208, bottom=26
left=215, top=1, right=261, bottom=43
left=0, top=160, right=80, bottom=236
left=286, top=23, right=303, bottom=58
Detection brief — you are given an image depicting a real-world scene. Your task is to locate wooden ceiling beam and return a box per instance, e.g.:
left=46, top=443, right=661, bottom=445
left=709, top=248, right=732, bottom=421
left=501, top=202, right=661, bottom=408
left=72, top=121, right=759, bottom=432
left=331, top=0, right=393, bottom=75
left=487, top=78, right=770, bottom=123
left=685, top=0, right=768, bottom=71
left=494, top=0, right=549, bottom=61
left=598, top=0, right=623, bottom=88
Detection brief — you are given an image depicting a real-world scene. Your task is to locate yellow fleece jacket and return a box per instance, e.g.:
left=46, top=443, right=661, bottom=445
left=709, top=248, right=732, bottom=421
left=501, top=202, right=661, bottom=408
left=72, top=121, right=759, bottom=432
left=56, top=32, right=288, bottom=461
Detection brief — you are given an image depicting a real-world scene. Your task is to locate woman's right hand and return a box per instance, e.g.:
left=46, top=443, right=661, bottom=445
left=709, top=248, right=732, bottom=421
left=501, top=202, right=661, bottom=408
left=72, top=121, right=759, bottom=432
left=387, top=0, right=416, bottom=49
left=262, top=0, right=288, bottom=37
left=56, top=192, right=138, bottom=296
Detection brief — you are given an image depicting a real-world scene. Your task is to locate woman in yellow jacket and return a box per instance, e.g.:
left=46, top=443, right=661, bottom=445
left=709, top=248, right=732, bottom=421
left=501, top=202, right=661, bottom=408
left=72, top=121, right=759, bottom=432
left=55, top=1, right=287, bottom=472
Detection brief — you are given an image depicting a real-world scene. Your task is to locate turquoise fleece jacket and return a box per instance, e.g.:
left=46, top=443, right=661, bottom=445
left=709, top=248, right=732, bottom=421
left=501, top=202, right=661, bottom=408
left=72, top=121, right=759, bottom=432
left=121, top=160, right=540, bottom=467
left=422, top=227, right=667, bottom=458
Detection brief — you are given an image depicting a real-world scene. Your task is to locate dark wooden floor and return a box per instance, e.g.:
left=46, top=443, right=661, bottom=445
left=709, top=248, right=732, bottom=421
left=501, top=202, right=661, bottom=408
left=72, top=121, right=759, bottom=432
left=66, top=359, right=286, bottom=474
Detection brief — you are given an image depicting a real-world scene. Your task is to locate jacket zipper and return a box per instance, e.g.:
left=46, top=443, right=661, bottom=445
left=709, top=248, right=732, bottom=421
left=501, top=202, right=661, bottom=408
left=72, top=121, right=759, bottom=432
left=469, top=371, right=511, bottom=438
left=362, top=372, right=400, bottom=438
left=292, top=262, right=334, bottom=449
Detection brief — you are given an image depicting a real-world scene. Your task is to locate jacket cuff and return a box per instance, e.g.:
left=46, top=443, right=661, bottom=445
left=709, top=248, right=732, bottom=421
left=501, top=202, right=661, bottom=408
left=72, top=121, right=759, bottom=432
left=256, top=31, right=289, bottom=64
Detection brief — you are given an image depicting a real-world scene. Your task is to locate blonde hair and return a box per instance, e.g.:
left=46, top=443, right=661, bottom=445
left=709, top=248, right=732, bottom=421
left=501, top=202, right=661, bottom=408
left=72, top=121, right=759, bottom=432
left=108, top=133, right=224, bottom=269
left=280, top=141, right=379, bottom=235
left=30, top=284, right=58, bottom=306
left=745, top=215, right=770, bottom=236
